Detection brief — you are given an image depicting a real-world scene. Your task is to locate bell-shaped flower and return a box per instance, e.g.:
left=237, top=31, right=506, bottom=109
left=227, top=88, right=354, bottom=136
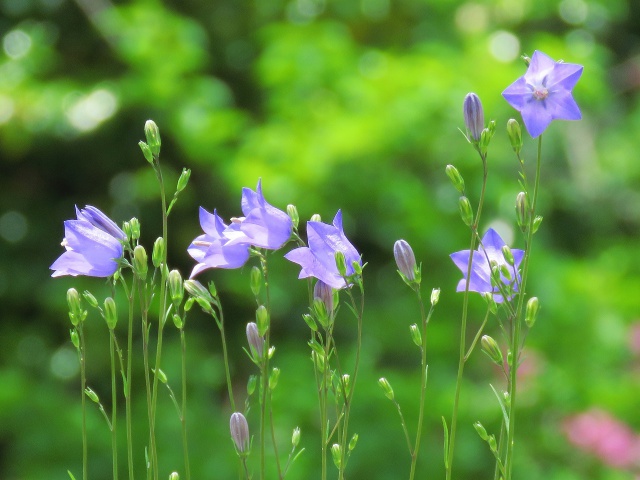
left=285, top=210, right=361, bottom=289
left=187, top=208, right=250, bottom=278
left=450, top=228, right=524, bottom=303
left=223, top=179, right=292, bottom=250
left=50, top=205, right=125, bottom=278
left=502, top=50, right=583, bottom=138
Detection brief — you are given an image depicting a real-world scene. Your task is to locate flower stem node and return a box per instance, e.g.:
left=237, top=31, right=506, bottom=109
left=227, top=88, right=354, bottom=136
left=144, top=120, right=161, bottom=158
left=445, top=164, right=465, bottom=194
left=256, top=305, right=269, bottom=336
left=458, top=196, right=474, bottom=227
left=394, top=239, right=418, bottom=285
left=378, top=377, right=394, bottom=400
left=152, top=237, right=165, bottom=268
left=507, top=119, right=523, bottom=154
left=410, top=324, right=422, bottom=347
left=463, top=93, right=484, bottom=143
left=168, top=270, right=184, bottom=306
left=133, top=245, right=148, bottom=280
left=525, top=296, right=539, bottom=328
left=250, top=266, right=262, bottom=297
left=104, top=297, right=117, bottom=330
left=481, top=335, right=503, bottom=365
left=230, top=412, right=250, bottom=454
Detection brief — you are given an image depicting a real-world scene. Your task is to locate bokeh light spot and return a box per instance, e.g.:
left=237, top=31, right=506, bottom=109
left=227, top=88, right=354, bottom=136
left=489, top=31, right=520, bottom=62
left=50, top=345, right=79, bottom=380
left=559, top=0, right=588, bottom=25
left=0, top=94, right=15, bottom=124
left=0, top=210, right=28, bottom=243
left=3, top=29, right=32, bottom=59
left=455, top=3, right=488, bottom=34
left=66, top=88, right=118, bottom=132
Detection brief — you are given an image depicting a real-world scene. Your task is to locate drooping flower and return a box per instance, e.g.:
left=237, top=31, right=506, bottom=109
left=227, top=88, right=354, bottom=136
left=187, top=207, right=250, bottom=278
left=450, top=228, right=524, bottom=303
left=50, top=205, right=125, bottom=278
left=502, top=50, right=583, bottom=138
left=285, top=210, right=361, bottom=289
left=223, top=179, right=292, bottom=250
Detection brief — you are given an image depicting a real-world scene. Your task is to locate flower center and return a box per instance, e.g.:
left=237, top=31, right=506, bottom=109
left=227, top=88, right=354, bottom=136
left=533, top=87, right=549, bottom=100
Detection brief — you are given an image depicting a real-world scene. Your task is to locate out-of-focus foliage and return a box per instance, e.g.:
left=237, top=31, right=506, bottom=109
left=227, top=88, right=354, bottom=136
left=2, top=0, right=640, bottom=478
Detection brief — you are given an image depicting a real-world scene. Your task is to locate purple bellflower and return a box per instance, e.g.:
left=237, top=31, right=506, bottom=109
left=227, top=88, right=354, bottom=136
left=223, top=179, right=292, bottom=250
left=502, top=50, right=583, bottom=138
left=285, top=210, right=361, bottom=290
left=50, top=205, right=126, bottom=278
left=187, top=208, right=250, bottom=278
left=450, top=228, right=524, bottom=303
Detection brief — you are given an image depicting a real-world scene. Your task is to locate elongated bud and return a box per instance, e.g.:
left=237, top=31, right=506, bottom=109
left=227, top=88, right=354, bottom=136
left=459, top=196, right=474, bottom=227
left=335, top=251, right=347, bottom=277
left=378, top=377, right=394, bottom=400
left=269, top=367, right=280, bottom=390
left=82, top=290, right=98, bottom=308
left=104, top=297, right=117, bottom=330
left=230, top=412, right=250, bottom=454
left=287, top=204, right=299, bottom=229
left=488, top=434, right=497, bottom=452
left=502, top=245, right=515, bottom=266
left=463, top=93, right=484, bottom=142
left=302, top=313, right=318, bottom=332
left=152, top=237, right=165, bottom=268
left=331, top=444, right=342, bottom=468
left=349, top=433, right=358, bottom=451
left=70, top=329, right=80, bottom=349
left=247, top=375, right=257, bottom=395
left=313, top=297, right=329, bottom=329
left=172, top=314, right=183, bottom=329
left=507, top=119, right=523, bottom=154
left=525, top=296, right=539, bottom=328
left=394, top=239, right=417, bottom=283
left=516, top=192, right=529, bottom=232
left=410, top=324, right=422, bottom=347
left=482, top=292, right=498, bottom=314
left=473, top=421, right=489, bottom=441
left=256, top=305, right=269, bottom=336
left=246, top=322, right=264, bottom=359
left=480, top=127, right=492, bottom=155
left=85, top=387, right=99, bottom=403
left=67, top=288, right=83, bottom=326
left=184, top=280, right=215, bottom=313
left=129, top=217, right=141, bottom=241
left=154, top=368, right=168, bottom=384
left=532, top=215, right=543, bottom=233
left=522, top=54, right=531, bottom=66
left=208, top=281, right=217, bottom=299
left=168, top=270, right=184, bottom=305
left=144, top=120, right=161, bottom=157
left=431, top=287, right=440, bottom=306
left=310, top=213, right=321, bottom=222
left=292, top=427, right=301, bottom=447
left=314, top=280, right=334, bottom=315
left=139, top=141, right=153, bottom=164
left=341, top=374, right=351, bottom=397
left=250, top=266, right=262, bottom=297
left=133, top=245, right=148, bottom=280
left=481, top=335, right=503, bottom=365
left=445, top=164, right=465, bottom=194
left=176, top=168, right=191, bottom=193
left=169, top=473, right=179, bottom=480
left=268, top=345, right=275, bottom=359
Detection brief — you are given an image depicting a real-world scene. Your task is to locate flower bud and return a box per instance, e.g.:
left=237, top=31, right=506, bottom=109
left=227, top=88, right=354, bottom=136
left=521, top=54, right=531, bottom=66
left=410, top=324, right=422, bottom=347
left=310, top=213, right=322, bottom=222
left=85, top=387, right=99, bottom=403
left=287, top=204, right=299, bottom=230
left=70, top=329, right=80, bottom=349
left=516, top=192, right=529, bottom=232
left=458, top=196, right=474, bottom=227
left=184, top=280, right=214, bottom=313
left=431, top=288, right=440, bottom=306
left=335, top=251, right=347, bottom=277
left=169, top=473, right=179, bottom=480
left=463, top=93, right=484, bottom=142
left=473, top=421, right=489, bottom=441
left=314, top=280, right=334, bottom=315
left=208, top=281, right=217, bottom=299
left=348, top=433, right=358, bottom=451
left=129, top=217, right=141, bottom=241
left=133, top=245, right=148, bottom=280
left=480, top=127, right=492, bottom=155
left=139, top=141, right=154, bottom=164
left=154, top=368, right=168, bottom=384
left=176, top=168, right=191, bottom=193
left=525, top=296, right=539, bottom=328
left=230, top=412, right=250, bottom=454
left=532, top=215, right=543, bottom=234
left=445, top=164, right=465, bottom=194
left=172, top=314, right=183, bottom=329
left=488, top=434, right=497, bottom=452
left=247, top=375, right=257, bottom=395
left=507, top=118, right=523, bottom=154
left=104, top=297, right=117, bottom=330
left=502, top=245, right=515, bottom=266
left=269, top=367, right=280, bottom=390
left=341, top=374, right=351, bottom=397
left=394, top=239, right=417, bottom=282
left=152, top=237, right=165, bottom=268
left=292, top=427, right=301, bottom=447
left=67, top=288, right=83, bottom=326
left=268, top=346, right=276, bottom=359
left=378, top=377, right=394, bottom=400
left=246, top=322, right=264, bottom=360
left=144, top=120, right=161, bottom=157
left=83, top=290, right=98, bottom=308
left=302, top=313, right=318, bottom=332
left=481, top=335, right=503, bottom=365
left=256, top=305, right=269, bottom=336
left=168, top=270, right=184, bottom=306
left=331, top=444, right=342, bottom=468
left=250, top=266, right=262, bottom=297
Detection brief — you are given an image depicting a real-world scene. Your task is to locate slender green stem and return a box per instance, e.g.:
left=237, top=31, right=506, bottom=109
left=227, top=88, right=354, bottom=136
left=180, top=328, right=191, bottom=480
left=123, top=279, right=135, bottom=480
left=259, top=253, right=272, bottom=480
left=110, top=332, right=118, bottom=480
left=268, top=388, right=283, bottom=479
left=214, top=303, right=236, bottom=411
left=78, top=324, right=88, bottom=480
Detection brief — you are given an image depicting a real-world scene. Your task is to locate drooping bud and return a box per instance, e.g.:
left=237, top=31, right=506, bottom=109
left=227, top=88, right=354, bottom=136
left=431, top=288, right=440, bottom=306
left=410, top=324, right=422, bottom=347
left=184, top=279, right=214, bottom=313
left=394, top=239, right=417, bottom=283
left=269, top=367, right=280, bottom=390
left=168, top=270, right=184, bottom=306
left=516, top=192, right=529, bottom=232
left=85, top=387, right=99, bottom=403
left=331, top=444, right=342, bottom=468
left=144, top=120, right=161, bottom=158
left=104, top=297, right=117, bottom=330
left=287, top=204, right=299, bottom=229
left=152, top=237, right=165, bottom=268
left=463, top=93, right=484, bottom=142
left=139, top=141, right=154, bottom=164
left=525, top=296, right=539, bottom=328
left=378, top=377, right=394, bottom=400
left=256, top=305, right=269, bottom=337
left=445, top=164, right=465, bottom=194
left=458, top=196, right=474, bottom=227
left=172, top=314, right=183, bottom=329
left=246, top=322, right=264, bottom=360
left=230, top=412, right=250, bottom=454
left=292, top=427, right=301, bottom=447
left=176, top=168, right=191, bottom=194
left=250, top=266, right=262, bottom=297
left=507, top=119, right=523, bottom=154
left=481, top=335, right=503, bottom=365
left=83, top=290, right=98, bottom=308
left=133, top=245, right=148, bottom=280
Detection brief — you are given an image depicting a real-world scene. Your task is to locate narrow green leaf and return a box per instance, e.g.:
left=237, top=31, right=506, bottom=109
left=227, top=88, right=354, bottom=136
left=489, top=384, right=509, bottom=434
left=442, top=416, right=449, bottom=467
left=67, top=471, right=77, bottom=480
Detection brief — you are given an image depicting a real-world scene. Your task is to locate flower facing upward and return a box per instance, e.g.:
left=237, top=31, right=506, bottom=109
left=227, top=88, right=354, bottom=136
left=50, top=205, right=125, bottom=278
left=463, top=93, right=484, bottom=142
left=502, top=50, right=583, bottom=138
left=223, top=179, right=292, bottom=250
left=450, top=228, right=524, bottom=303
left=187, top=208, right=250, bottom=278
left=285, top=210, right=361, bottom=290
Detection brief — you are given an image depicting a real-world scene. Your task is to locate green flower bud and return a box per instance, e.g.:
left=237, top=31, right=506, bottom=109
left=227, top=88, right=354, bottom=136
left=104, top=297, right=117, bottom=330
left=176, top=168, right=191, bottom=193
left=499, top=263, right=512, bottom=281
left=184, top=279, right=214, bottom=304
left=268, top=346, right=276, bottom=359
left=352, top=260, right=363, bottom=276
left=133, top=245, right=148, bottom=280
left=331, top=444, right=342, bottom=468
left=458, top=196, right=474, bottom=227
left=85, top=387, right=99, bottom=403
left=70, top=329, right=80, bottom=349
left=516, top=192, right=529, bottom=232
left=144, top=120, right=161, bottom=157
left=139, top=141, right=154, bottom=164
left=521, top=54, right=531, bottom=66
left=480, top=127, right=492, bottom=155
left=341, top=374, right=351, bottom=397
left=128, top=217, right=141, bottom=241
left=532, top=215, right=543, bottom=233
left=431, top=288, right=440, bottom=306
left=82, top=290, right=98, bottom=308
left=287, top=204, right=299, bottom=230
left=247, top=375, right=257, bottom=396
left=302, top=313, right=318, bottom=332
left=503, top=390, right=511, bottom=408
left=525, top=296, right=539, bottom=328
left=169, top=473, right=179, bottom=480
left=481, top=335, right=503, bottom=365
left=488, top=434, right=497, bottom=452
left=208, top=281, right=217, bottom=299
left=473, top=421, right=488, bottom=441
left=410, top=324, right=422, bottom=347
left=312, top=351, right=325, bottom=373
left=445, top=164, right=465, bottom=194
left=502, top=245, right=515, bottom=266
left=482, top=292, right=498, bottom=314
left=348, top=433, right=358, bottom=451
left=154, top=368, right=168, bottom=384
left=168, top=270, right=184, bottom=306
left=507, top=118, right=523, bottom=154
left=250, top=266, right=262, bottom=297
left=230, top=412, right=250, bottom=454
left=335, top=251, right=347, bottom=277
left=172, top=314, right=183, bottom=329
left=184, top=297, right=194, bottom=311
left=292, top=427, right=301, bottom=448
left=313, top=297, right=329, bottom=329
left=378, top=377, right=394, bottom=400
left=310, top=213, right=321, bottom=222
left=67, top=288, right=83, bottom=326
left=152, top=237, right=165, bottom=268
left=256, top=305, right=269, bottom=337
left=269, top=367, right=280, bottom=390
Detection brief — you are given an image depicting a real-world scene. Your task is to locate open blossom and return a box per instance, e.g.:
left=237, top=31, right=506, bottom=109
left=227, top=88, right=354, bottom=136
left=187, top=208, right=250, bottom=278
left=50, top=205, right=125, bottom=278
left=223, top=179, right=292, bottom=250
left=502, top=50, right=583, bottom=138
left=285, top=210, right=361, bottom=289
left=450, top=228, right=524, bottom=303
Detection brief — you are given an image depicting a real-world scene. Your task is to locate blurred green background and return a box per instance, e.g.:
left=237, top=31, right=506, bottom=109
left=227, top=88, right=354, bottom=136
left=2, top=0, right=640, bottom=478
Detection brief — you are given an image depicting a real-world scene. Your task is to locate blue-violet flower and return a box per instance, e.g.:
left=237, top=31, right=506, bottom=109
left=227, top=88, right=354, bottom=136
left=502, top=50, right=583, bottom=138
left=50, top=205, right=125, bottom=278
left=285, top=210, right=361, bottom=289
left=450, top=228, right=524, bottom=303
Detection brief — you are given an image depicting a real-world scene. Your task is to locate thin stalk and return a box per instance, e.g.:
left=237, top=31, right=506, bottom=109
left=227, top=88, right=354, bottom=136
left=78, top=324, right=88, bottom=480
left=214, top=303, right=236, bottom=411
left=110, top=331, right=118, bottom=480
left=259, top=253, right=272, bottom=480
left=180, top=328, right=191, bottom=480
left=123, top=278, right=135, bottom=480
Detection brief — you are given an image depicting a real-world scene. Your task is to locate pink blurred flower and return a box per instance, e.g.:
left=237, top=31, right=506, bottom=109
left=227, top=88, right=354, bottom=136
left=629, top=322, right=640, bottom=356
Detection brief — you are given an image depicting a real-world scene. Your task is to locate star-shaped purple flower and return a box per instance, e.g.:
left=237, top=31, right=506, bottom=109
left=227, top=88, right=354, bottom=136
left=187, top=207, right=250, bottom=278
left=50, top=205, right=125, bottom=278
left=502, top=50, right=583, bottom=138
left=285, top=210, right=361, bottom=290
left=223, top=179, right=292, bottom=250
left=450, top=228, right=524, bottom=303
